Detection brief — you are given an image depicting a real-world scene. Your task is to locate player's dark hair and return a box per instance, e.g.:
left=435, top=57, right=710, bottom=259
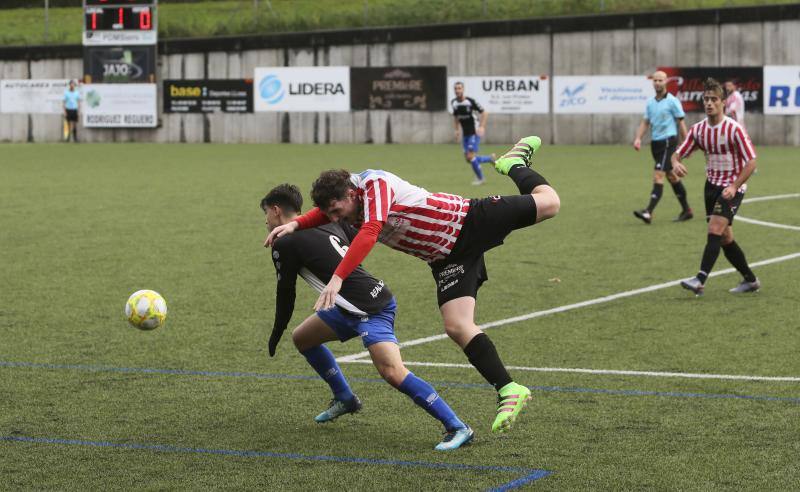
left=311, top=169, right=355, bottom=210
left=704, top=77, right=725, bottom=99
left=261, top=183, right=303, bottom=214
left=454, top=81, right=464, bottom=88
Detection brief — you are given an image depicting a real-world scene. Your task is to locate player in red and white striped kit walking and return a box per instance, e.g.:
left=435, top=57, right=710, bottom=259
left=265, top=136, right=559, bottom=434
left=671, top=78, right=760, bottom=295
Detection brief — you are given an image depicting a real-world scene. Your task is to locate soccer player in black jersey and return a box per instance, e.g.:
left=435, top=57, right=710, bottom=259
left=261, top=184, right=473, bottom=450
left=451, top=82, right=495, bottom=185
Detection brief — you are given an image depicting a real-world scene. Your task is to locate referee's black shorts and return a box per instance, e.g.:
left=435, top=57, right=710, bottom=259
left=65, top=109, right=78, bottom=122
left=651, top=136, right=677, bottom=172
left=429, top=194, right=538, bottom=306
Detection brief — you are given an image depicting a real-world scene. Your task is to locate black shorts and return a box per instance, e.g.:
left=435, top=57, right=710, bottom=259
left=65, top=109, right=78, bottom=122
left=704, top=180, right=745, bottom=224
left=429, top=194, right=538, bottom=306
left=651, top=136, right=677, bottom=172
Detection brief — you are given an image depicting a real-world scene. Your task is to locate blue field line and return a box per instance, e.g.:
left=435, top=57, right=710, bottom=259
left=2, top=359, right=800, bottom=405
left=0, top=435, right=551, bottom=490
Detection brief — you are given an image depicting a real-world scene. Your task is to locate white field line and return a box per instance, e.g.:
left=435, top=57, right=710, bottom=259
left=736, top=216, right=800, bottom=231
left=342, top=359, right=800, bottom=382
left=742, top=193, right=800, bottom=204
left=737, top=193, right=800, bottom=231
left=335, top=194, right=800, bottom=364
left=336, top=251, right=800, bottom=363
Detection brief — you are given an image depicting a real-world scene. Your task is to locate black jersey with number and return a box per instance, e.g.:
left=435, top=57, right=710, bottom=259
left=271, top=222, right=392, bottom=328
left=451, top=96, right=484, bottom=136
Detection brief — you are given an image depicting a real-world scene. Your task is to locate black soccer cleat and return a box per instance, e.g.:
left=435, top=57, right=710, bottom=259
left=673, top=209, right=694, bottom=222
left=633, top=209, right=652, bottom=224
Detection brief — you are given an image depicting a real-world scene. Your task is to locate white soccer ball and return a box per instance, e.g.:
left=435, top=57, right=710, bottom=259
left=125, top=289, right=167, bottom=330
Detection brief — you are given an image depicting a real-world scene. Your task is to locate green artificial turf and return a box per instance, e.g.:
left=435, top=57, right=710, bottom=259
left=1, top=142, right=798, bottom=489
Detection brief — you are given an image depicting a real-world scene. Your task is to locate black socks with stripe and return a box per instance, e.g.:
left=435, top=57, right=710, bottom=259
left=463, top=333, right=513, bottom=391
left=508, top=165, right=549, bottom=195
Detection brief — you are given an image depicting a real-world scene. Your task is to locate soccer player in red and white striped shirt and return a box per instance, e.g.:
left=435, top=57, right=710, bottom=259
left=671, top=78, right=760, bottom=295
left=724, top=79, right=746, bottom=128
left=265, top=136, right=560, bottom=433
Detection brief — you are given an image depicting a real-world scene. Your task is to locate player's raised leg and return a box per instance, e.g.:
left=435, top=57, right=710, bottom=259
left=368, top=341, right=473, bottom=450
left=495, top=135, right=560, bottom=222
left=292, top=315, right=362, bottom=422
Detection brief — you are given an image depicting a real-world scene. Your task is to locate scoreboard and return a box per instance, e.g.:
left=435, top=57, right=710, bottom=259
left=82, top=0, right=158, bottom=128
left=83, top=0, right=157, bottom=46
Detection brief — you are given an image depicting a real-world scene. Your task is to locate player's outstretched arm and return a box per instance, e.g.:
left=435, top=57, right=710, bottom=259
left=264, top=221, right=298, bottom=247
left=633, top=119, right=648, bottom=151
left=269, top=285, right=296, bottom=356
left=313, top=221, right=382, bottom=311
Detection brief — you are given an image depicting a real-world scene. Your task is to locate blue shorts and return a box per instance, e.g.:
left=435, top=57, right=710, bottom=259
left=316, top=298, right=398, bottom=348
left=462, top=134, right=480, bottom=154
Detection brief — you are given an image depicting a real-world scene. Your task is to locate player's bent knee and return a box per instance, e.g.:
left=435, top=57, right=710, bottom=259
left=533, top=186, right=560, bottom=221
left=376, top=362, right=408, bottom=387
left=291, top=329, right=311, bottom=352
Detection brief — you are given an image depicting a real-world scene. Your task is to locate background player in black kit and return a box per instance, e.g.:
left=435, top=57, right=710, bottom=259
left=451, top=81, right=494, bottom=185
left=261, top=184, right=473, bottom=451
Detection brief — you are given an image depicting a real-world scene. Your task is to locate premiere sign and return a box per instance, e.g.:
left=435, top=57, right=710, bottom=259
left=350, top=66, right=446, bottom=111
left=553, top=76, right=652, bottom=114
left=763, top=65, right=800, bottom=115
left=253, top=67, right=350, bottom=112
left=164, top=80, right=253, bottom=113
left=82, top=83, right=157, bottom=128
left=447, top=76, right=549, bottom=113
left=0, top=79, right=71, bottom=114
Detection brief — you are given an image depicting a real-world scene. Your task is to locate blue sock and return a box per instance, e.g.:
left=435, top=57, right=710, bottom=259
left=470, top=158, right=484, bottom=180
left=398, top=372, right=465, bottom=431
left=475, top=155, right=494, bottom=164
left=301, top=345, right=353, bottom=402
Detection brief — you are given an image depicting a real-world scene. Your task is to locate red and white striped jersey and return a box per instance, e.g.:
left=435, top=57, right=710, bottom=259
left=724, top=90, right=745, bottom=126
left=676, top=116, right=756, bottom=189
left=351, top=170, right=470, bottom=263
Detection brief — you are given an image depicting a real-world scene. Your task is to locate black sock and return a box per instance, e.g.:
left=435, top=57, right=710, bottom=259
left=463, top=333, right=513, bottom=391
left=508, top=165, right=549, bottom=195
left=698, top=233, right=722, bottom=283
left=646, top=183, right=663, bottom=212
left=670, top=181, right=690, bottom=211
left=722, top=241, right=756, bottom=282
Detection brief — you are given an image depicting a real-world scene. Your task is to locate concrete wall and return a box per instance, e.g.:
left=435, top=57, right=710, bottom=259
left=2, top=18, right=799, bottom=145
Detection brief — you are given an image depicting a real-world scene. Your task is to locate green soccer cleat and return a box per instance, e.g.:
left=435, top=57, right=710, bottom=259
left=494, top=136, right=542, bottom=175
left=314, top=395, right=362, bottom=423
left=491, top=382, right=532, bottom=433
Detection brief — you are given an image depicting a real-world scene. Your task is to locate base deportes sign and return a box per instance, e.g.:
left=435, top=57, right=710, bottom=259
left=253, top=67, right=349, bottom=112
left=447, top=76, right=549, bottom=114
left=350, top=66, right=446, bottom=111
left=164, top=80, right=253, bottom=113
left=82, top=83, right=157, bottom=128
